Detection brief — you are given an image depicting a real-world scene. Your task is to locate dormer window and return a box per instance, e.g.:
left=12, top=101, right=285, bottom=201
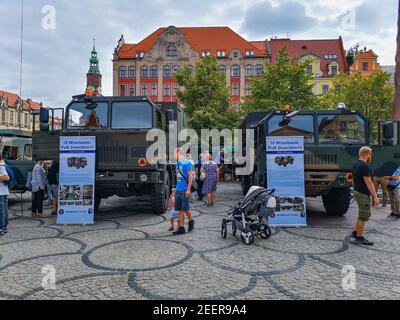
left=217, top=51, right=226, bottom=58
left=136, top=52, right=145, bottom=59
left=201, top=50, right=211, bottom=58
left=233, top=51, right=239, bottom=58
left=305, top=65, right=313, bottom=74
left=166, top=45, right=178, bottom=57
left=324, top=54, right=338, bottom=59
left=245, top=50, right=255, bottom=57
left=331, top=65, right=338, bottom=75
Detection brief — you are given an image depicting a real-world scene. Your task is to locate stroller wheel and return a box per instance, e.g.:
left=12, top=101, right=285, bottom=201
left=259, top=225, right=272, bottom=239
left=240, top=232, right=255, bottom=245
left=232, top=223, right=237, bottom=237
left=221, top=221, right=228, bottom=239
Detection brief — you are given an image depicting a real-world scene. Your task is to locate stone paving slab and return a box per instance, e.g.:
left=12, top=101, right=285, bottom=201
left=1, top=182, right=400, bottom=300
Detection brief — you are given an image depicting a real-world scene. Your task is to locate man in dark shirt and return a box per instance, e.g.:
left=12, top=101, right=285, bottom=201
left=351, top=147, right=379, bottom=246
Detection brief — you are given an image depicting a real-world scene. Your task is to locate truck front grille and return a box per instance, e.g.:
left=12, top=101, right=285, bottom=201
left=305, top=154, right=337, bottom=165
left=98, top=145, right=128, bottom=163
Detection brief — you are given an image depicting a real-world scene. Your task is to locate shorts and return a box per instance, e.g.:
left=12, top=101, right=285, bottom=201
left=175, top=191, right=190, bottom=212
left=354, top=191, right=372, bottom=222
left=170, top=208, right=179, bottom=220
left=49, top=185, right=58, bottom=199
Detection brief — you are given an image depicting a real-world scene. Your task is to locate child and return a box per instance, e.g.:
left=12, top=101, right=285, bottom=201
left=168, top=189, right=179, bottom=231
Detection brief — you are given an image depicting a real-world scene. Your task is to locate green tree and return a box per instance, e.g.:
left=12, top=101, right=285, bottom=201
left=243, top=46, right=317, bottom=114
left=319, top=71, right=394, bottom=120
left=175, top=56, right=241, bottom=133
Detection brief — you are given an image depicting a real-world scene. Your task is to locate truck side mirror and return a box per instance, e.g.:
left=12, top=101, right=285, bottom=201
left=39, top=108, right=49, bottom=132
left=165, top=110, right=174, bottom=124
left=383, top=122, right=394, bottom=146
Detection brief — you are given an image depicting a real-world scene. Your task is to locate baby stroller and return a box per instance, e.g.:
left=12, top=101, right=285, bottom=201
left=221, top=186, right=277, bottom=245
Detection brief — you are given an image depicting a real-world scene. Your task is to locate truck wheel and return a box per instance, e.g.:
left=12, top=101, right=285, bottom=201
left=241, top=176, right=251, bottom=195
left=322, top=188, right=351, bottom=216
left=151, top=174, right=170, bottom=214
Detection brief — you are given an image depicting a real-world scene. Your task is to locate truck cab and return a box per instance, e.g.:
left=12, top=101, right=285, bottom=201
left=32, top=95, right=187, bottom=214
left=240, top=107, right=400, bottom=216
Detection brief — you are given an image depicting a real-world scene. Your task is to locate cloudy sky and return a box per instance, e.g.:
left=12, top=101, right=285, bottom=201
left=0, top=0, right=397, bottom=107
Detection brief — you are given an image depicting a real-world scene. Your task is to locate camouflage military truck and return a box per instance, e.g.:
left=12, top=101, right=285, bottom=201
left=239, top=107, right=400, bottom=216
left=32, top=95, right=187, bottom=214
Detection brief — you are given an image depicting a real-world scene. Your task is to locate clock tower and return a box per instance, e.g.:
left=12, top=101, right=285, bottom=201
left=86, top=39, right=102, bottom=96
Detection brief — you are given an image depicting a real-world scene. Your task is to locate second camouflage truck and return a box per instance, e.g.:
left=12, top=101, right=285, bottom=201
left=32, top=95, right=187, bottom=214
left=239, top=106, right=400, bottom=216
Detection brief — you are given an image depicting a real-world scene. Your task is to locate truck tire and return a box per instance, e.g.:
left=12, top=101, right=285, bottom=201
left=241, top=176, right=251, bottom=195
left=151, top=174, right=170, bottom=214
left=322, top=187, right=351, bottom=216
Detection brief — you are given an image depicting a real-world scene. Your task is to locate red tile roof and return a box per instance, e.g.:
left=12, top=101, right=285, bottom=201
left=0, top=90, right=42, bottom=111
left=267, top=37, right=348, bottom=77
left=118, top=27, right=266, bottom=59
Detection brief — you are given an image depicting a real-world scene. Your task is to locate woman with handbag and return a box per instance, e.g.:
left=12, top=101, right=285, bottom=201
left=201, top=153, right=220, bottom=206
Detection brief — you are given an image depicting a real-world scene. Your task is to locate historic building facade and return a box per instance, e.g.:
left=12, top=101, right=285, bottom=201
left=112, top=26, right=268, bottom=109
left=349, top=47, right=381, bottom=75
left=112, top=26, right=349, bottom=107
left=86, top=40, right=102, bottom=96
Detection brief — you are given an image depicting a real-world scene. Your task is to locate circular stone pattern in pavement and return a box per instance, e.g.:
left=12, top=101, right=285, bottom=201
left=84, top=239, right=192, bottom=272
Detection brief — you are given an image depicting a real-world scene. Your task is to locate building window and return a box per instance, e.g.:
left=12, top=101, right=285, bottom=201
left=166, top=45, right=178, bottom=57
left=129, top=85, right=136, bottom=96
left=151, top=83, right=157, bottom=96
left=231, top=65, right=240, bottom=77
left=150, top=66, right=158, bottom=78
left=163, top=66, right=172, bottom=78
left=362, top=62, right=369, bottom=71
left=119, top=66, right=126, bottom=78
left=173, top=65, right=181, bottom=75
left=164, top=83, right=171, bottom=96
left=201, top=50, right=211, bottom=57
left=120, top=84, right=126, bottom=97
left=245, top=50, right=255, bottom=57
left=219, top=65, right=227, bottom=74
left=141, top=66, right=149, bottom=78
left=172, top=83, right=178, bottom=97
left=128, top=66, right=136, bottom=78
left=232, top=83, right=239, bottom=96
left=217, top=51, right=226, bottom=58
left=9, top=110, right=14, bottom=125
left=24, top=112, right=28, bottom=127
left=245, top=65, right=254, bottom=77
left=256, top=64, right=263, bottom=77
left=141, top=84, right=148, bottom=96
left=322, top=85, right=329, bottom=94
left=245, top=83, right=252, bottom=96
left=331, top=65, right=338, bottom=76
left=233, top=51, right=239, bottom=58
left=305, top=65, right=313, bottom=74
left=1, top=109, right=5, bottom=123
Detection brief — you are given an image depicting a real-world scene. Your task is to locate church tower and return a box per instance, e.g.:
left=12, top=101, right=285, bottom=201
left=86, top=39, right=102, bottom=96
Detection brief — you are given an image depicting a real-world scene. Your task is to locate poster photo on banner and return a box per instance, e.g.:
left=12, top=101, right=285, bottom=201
left=266, top=136, right=307, bottom=227
left=57, top=136, right=96, bottom=225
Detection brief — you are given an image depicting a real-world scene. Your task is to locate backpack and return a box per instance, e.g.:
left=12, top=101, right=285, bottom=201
left=2, top=163, right=15, bottom=187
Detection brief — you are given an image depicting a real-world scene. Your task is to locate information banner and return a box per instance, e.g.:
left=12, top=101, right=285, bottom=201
left=57, top=136, right=96, bottom=225
left=266, top=136, right=307, bottom=227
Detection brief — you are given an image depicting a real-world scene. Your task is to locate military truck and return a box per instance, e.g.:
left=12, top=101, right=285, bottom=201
left=32, top=95, right=187, bottom=214
left=239, top=107, right=400, bottom=216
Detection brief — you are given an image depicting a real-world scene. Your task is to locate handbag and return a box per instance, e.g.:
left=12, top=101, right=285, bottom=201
left=177, top=166, right=198, bottom=193
left=199, top=168, right=206, bottom=181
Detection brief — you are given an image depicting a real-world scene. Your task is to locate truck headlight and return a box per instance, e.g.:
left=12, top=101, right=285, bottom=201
left=140, top=174, right=148, bottom=182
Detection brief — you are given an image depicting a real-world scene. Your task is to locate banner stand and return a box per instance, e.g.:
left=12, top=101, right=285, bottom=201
left=266, top=136, right=307, bottom=227
left=57, top=136, right=96, bottom=225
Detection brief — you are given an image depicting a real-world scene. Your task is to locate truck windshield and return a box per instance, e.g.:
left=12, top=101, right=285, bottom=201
left=68, top=102, right=108, bottom=129
left=268, top=115, right=315, bottom=143
left=318, top=114, right=366, bottom=145
left=111, top=102, right=153, bottom=129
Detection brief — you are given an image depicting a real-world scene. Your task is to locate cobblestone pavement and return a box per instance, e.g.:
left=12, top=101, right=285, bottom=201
left=1, top=182, right=400, bottom=300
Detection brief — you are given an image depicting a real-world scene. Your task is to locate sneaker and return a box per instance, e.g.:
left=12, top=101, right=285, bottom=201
left=3, top=228, right=8, bottom=234
left=350, top=231, right=357, bottom=239
left=172, top=227, right=186, bottom=235
left=0, top=230, right=5, bottom=236
left=388, top=212, right=396, bottom=218
left=188, top=220, right=195, bottom=233
left=168, top=226, right=174, bottom=232
left=355, top=236, right=374, bottom=246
